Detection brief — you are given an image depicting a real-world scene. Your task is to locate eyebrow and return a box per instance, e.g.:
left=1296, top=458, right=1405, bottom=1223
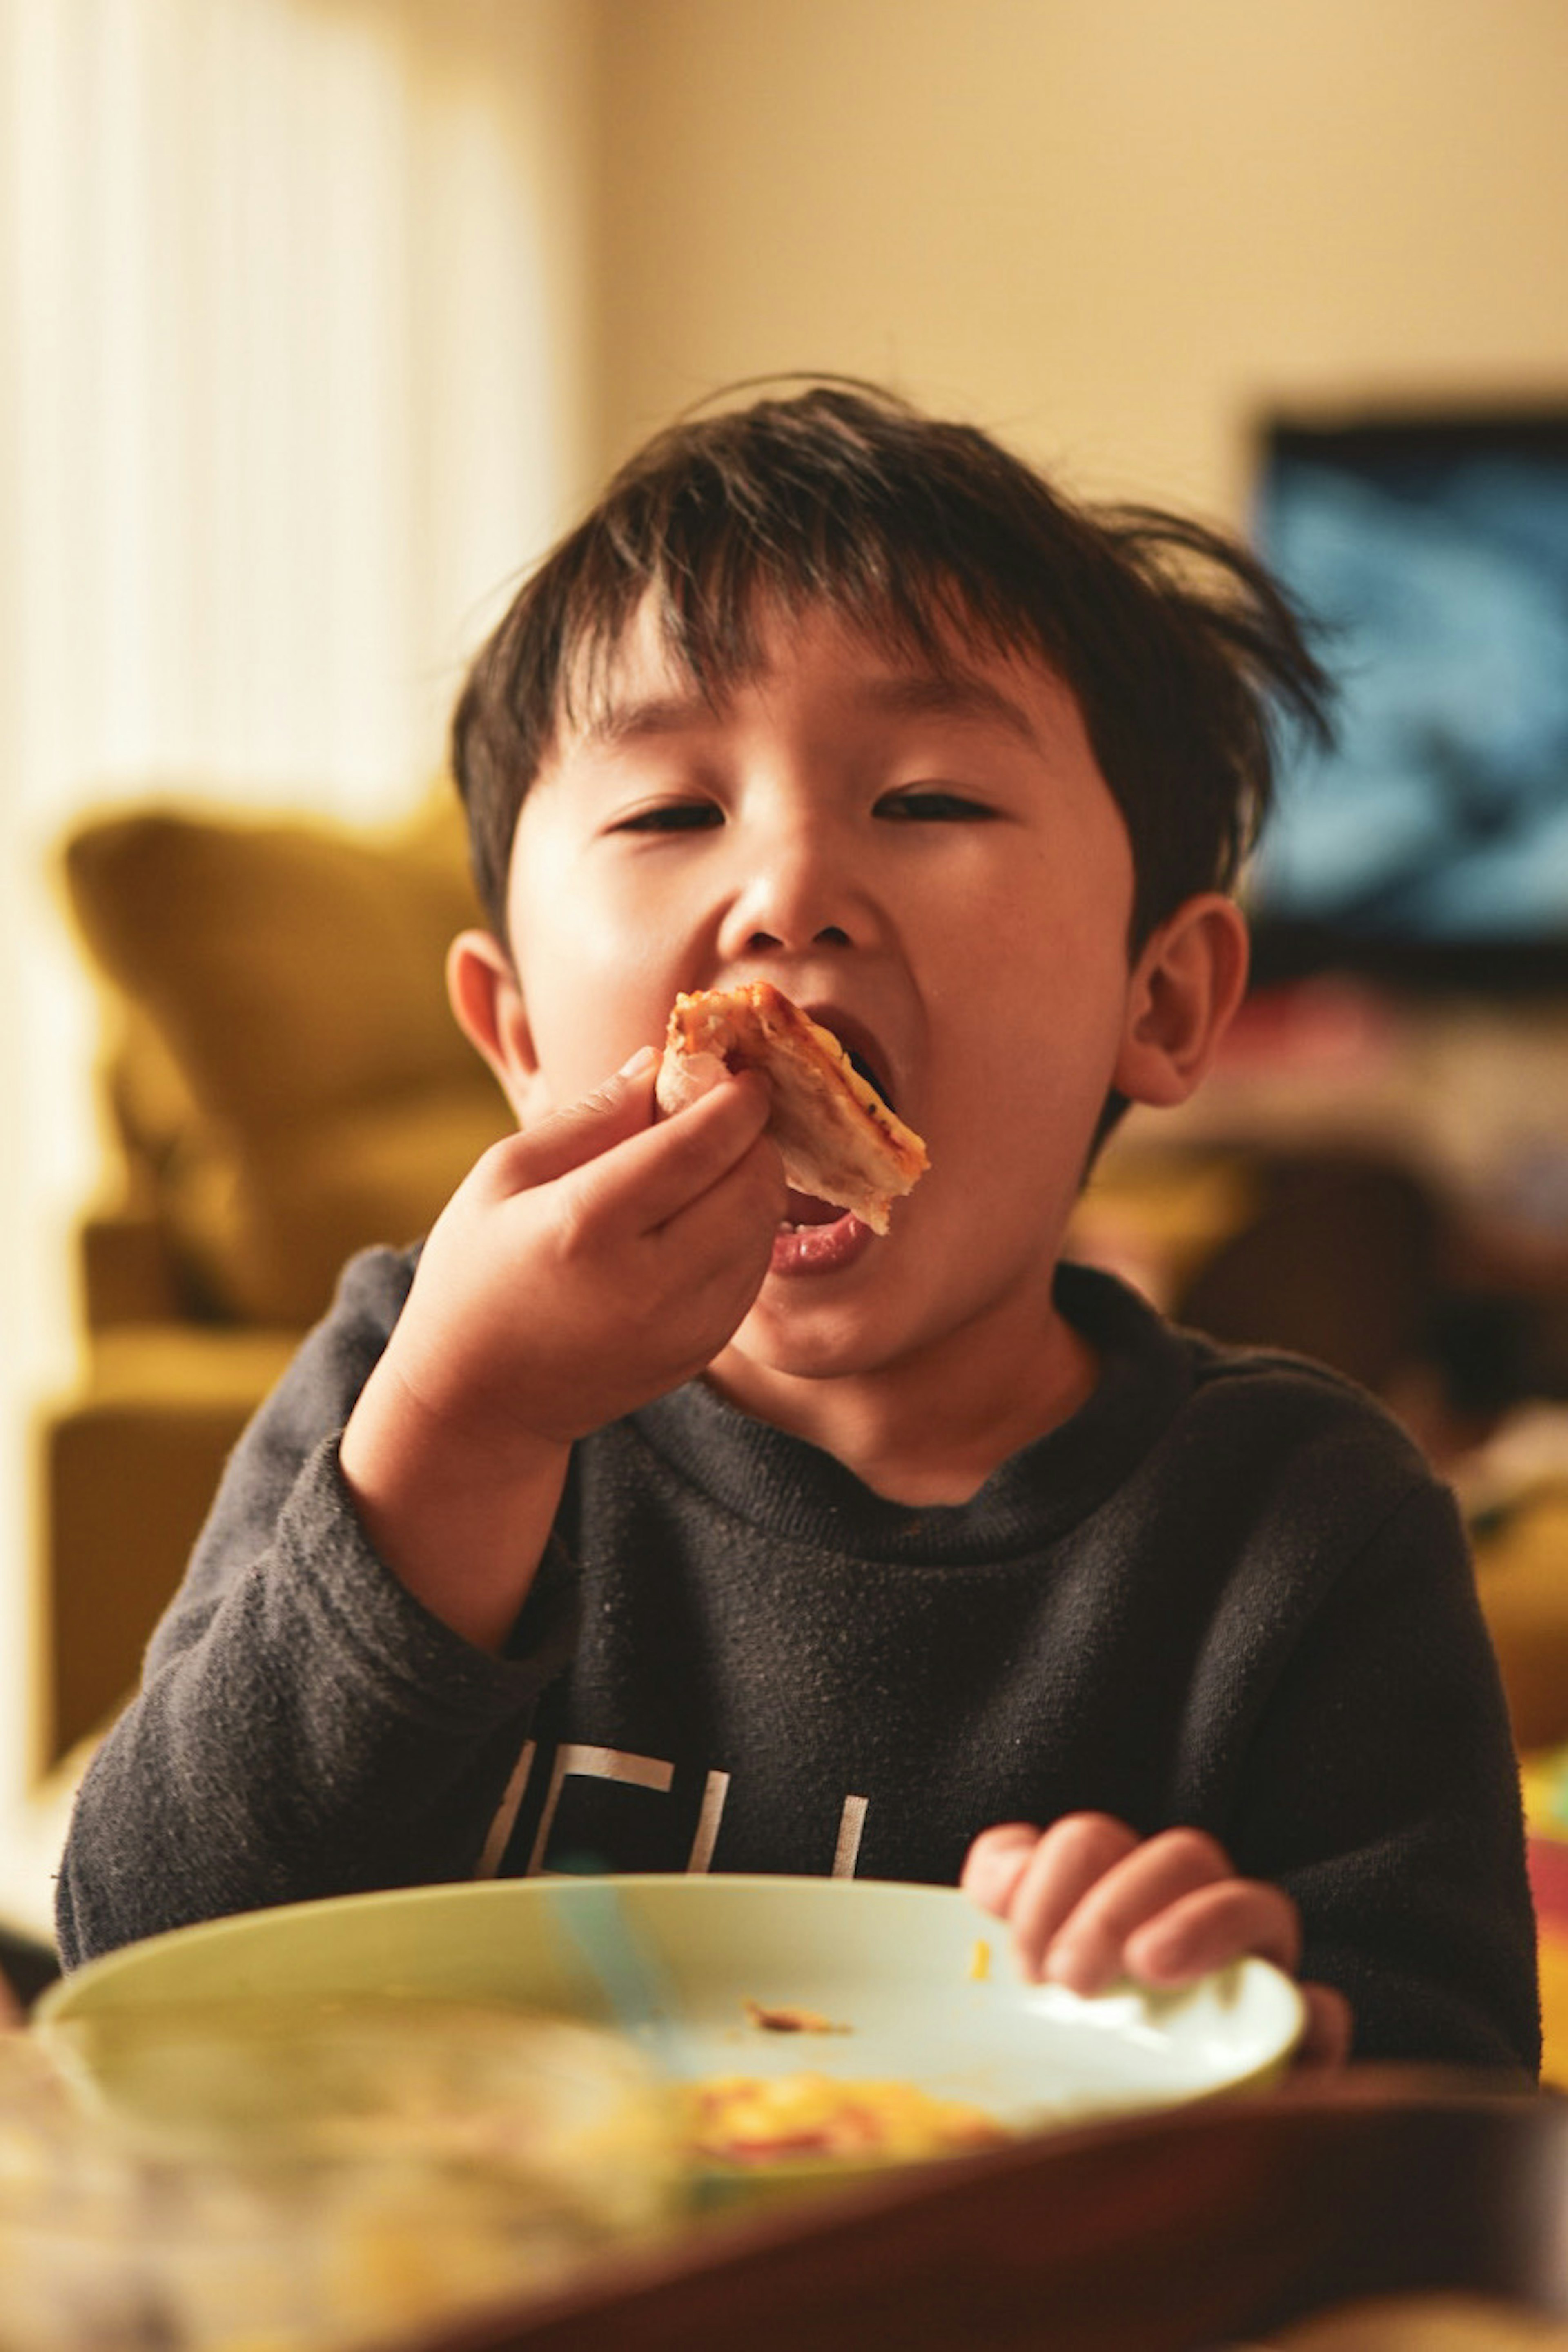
left=580, top=666, right=1046, bottom=754
left=857, top=670, right=1045, bottom=750
left=581, top=690, right=717, bottom=750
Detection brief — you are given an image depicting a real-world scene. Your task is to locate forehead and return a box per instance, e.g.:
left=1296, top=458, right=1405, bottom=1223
left=554, top=591, right=1089, bottom=764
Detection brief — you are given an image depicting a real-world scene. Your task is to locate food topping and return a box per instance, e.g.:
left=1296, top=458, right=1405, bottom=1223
left=688, top=2071, right=1009, bottom=2167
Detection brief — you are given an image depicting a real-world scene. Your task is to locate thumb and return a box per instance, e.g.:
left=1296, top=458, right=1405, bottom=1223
left=494, top=1046, right=660, bottom=1193
left=1294, top=1982, right=1353, bottom=2071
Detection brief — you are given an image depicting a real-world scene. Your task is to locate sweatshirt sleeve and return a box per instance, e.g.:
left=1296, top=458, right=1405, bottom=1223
left=1221, top=1471, right=1540, bottom=2078
left=55, top=1249, right=577, bottom=1968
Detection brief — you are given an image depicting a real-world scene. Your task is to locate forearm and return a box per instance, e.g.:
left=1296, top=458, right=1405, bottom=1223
left=56, top=1437, right=576, bottom=1966
left=339, top=1347, right=571, bottom=1652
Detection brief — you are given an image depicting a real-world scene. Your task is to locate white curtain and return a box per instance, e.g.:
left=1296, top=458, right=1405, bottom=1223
left=0, top=0, right=596, bottom=1884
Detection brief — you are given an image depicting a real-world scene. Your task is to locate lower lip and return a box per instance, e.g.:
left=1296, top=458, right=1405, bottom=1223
left=768, top=1213, right=877, bottom=1277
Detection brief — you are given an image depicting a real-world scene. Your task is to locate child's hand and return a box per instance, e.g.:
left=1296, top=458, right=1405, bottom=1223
left=961, top=1814, right=1352, bottom=2069
left=340, top=1047, right=786, bottom=1646
left=399, top=1047, right=784, bottom=1445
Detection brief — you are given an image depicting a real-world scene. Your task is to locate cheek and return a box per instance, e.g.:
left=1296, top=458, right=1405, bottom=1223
left=944, top=999, right=1124, bottom=1151
left=508, top=884, right=683, bottom=1102
left=923, top=907, right=1132, bottom=1165
left=940, top=837, right=1132, bottom=1019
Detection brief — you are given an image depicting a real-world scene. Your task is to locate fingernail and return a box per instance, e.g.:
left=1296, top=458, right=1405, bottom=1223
left=617, top=1045, right=658, bottom=1079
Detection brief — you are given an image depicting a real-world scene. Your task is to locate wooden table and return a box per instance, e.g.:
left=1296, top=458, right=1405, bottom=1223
left=408, top=2071, right=1566, bottom=2352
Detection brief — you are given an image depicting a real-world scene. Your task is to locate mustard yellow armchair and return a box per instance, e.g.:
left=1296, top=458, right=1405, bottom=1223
left=36, top=791, right=510, bottom=1769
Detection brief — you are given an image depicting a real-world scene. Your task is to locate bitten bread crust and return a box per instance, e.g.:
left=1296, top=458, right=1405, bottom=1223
left=654, top=982, right=928, bottom=1234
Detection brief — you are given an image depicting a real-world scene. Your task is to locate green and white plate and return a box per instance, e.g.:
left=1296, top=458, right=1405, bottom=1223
left=39, top=1874, right=1304, bottom=2150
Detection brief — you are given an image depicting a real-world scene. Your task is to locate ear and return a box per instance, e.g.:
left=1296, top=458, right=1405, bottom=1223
left=1112, top=893, right=1250, bottom=1110
left=446, top=928, right=548, bottom=1127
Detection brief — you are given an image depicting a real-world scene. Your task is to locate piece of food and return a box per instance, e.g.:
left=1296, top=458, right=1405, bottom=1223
left=654, top=982, right=928, bottom=1235
left=742, top=1999, right=848, bottom=2035
left=687, top=2071, right=1009, bottom=2167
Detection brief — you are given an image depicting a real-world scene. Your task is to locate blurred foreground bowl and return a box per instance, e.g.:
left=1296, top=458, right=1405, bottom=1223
left=1, top=2000, right=680, bottom=2352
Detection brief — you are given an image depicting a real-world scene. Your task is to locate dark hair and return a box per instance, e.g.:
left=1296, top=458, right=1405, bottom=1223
left=451, top=379, right=1331, bottom=947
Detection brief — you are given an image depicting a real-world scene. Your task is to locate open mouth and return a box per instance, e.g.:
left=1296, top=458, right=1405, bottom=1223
left=782, top=1188, right=849, bottom=1229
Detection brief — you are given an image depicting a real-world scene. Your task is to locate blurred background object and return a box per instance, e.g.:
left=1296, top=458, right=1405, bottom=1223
left=3, top=0, right=1568, bottom=1969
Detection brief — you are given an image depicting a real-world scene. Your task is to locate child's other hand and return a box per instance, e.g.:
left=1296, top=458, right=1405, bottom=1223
left=961, top=1815, right=1352, bottom=2070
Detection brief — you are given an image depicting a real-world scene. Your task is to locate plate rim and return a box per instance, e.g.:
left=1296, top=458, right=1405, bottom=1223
left=39, top=1871, right=1308, bottom=2098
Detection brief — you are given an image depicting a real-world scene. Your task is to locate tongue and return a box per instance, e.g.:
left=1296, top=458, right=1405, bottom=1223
left=784, top=1187, right=846, bottom=1227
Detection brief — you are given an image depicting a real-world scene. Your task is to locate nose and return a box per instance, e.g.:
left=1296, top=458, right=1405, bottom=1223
left=715, top=813, right=867, bottom=961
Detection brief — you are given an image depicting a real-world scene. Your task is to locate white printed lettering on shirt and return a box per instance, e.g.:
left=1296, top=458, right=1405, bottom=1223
left=686, top=1769, right=731, bottom=1873
left=477, top=1735, right=867, bottom=1880
left=833, top=1793, right=869, bottom=1878
left=526, top=1743, right=674, bottom=1876
left=474, top=1737, right=536, bottom=1879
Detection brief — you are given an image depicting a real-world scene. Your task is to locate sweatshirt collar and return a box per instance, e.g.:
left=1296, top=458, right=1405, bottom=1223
left=630, top=1263, right=1193, bottom=1564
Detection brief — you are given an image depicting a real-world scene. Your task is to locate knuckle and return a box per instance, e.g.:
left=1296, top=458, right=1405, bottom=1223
left=472, top=1131, right=530, bottom=1190
left=969, top=1821, right=1041, bottom=1865
left=962, top=1823, right=1042, bottom=1912
left=548, top=1177, right=610, bottom=1265
left=1050, top=1811, right=1136, bottom=1868
left=1156, top=1825, right=1234, bottom=1880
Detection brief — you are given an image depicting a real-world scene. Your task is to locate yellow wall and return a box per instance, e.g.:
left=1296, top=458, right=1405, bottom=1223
left=592, top=0, right=1568, bottom=514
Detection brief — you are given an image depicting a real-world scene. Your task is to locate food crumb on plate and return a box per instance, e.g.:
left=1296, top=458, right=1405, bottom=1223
left=742, top=1999, right=849, bottom=2035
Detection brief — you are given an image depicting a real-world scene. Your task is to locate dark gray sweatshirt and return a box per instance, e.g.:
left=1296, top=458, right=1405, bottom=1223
left=56, top=1253, right=1540, bottom=2076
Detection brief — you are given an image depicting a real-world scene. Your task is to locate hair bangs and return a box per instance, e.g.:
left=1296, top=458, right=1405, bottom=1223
left=549, top=457, right=1052, bottom=748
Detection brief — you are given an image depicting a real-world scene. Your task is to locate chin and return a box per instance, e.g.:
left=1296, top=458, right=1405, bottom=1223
left=720, top=1301, right=922, bottom=1388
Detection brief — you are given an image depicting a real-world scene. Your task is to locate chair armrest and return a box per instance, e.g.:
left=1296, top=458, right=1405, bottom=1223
left=79, top=1208, right=187, bottom=1327
left=33, top=1326, right=300, bottom=1769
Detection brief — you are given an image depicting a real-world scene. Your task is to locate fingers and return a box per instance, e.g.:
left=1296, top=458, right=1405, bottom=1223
left=960, top=1822, right=1047, bottom=1918
left=964, top=1814, right=1137, bottom=1976
left=475, top=1051, right=782, bottom=1252
left=966, top=1813, right=1351, bottom=2077
left=1047, top=1830, right=1301, bottom=1996
left=524, top=1063, right=778, bottom=1243
left=481, top=1047, right=664, bottom=1195
left=395, top=1043, right=787, bottom=1460
left=1120, top=1873, right=1302, bottom=1986
left=962, top=1814, right=1306, bottom=2000
left=604, top=1068, right=782, bottom=1237
left=975, top=1813, right=1142, bottom=1987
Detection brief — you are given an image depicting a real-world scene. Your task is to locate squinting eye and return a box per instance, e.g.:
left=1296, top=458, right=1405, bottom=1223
left=613, top=801, right=723, bottom=833
left=877, top=789, right=996, bottom=822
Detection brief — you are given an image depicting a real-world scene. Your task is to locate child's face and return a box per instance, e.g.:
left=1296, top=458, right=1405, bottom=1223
left=483, top=599, right=1199, bottom=1399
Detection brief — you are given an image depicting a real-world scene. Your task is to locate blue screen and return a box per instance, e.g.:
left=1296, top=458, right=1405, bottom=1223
left=1248, top=418, right=1568, bottom=968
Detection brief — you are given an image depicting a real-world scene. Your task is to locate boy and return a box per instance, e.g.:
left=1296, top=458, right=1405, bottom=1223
left=57, top=384, right=1538, bottom=2077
